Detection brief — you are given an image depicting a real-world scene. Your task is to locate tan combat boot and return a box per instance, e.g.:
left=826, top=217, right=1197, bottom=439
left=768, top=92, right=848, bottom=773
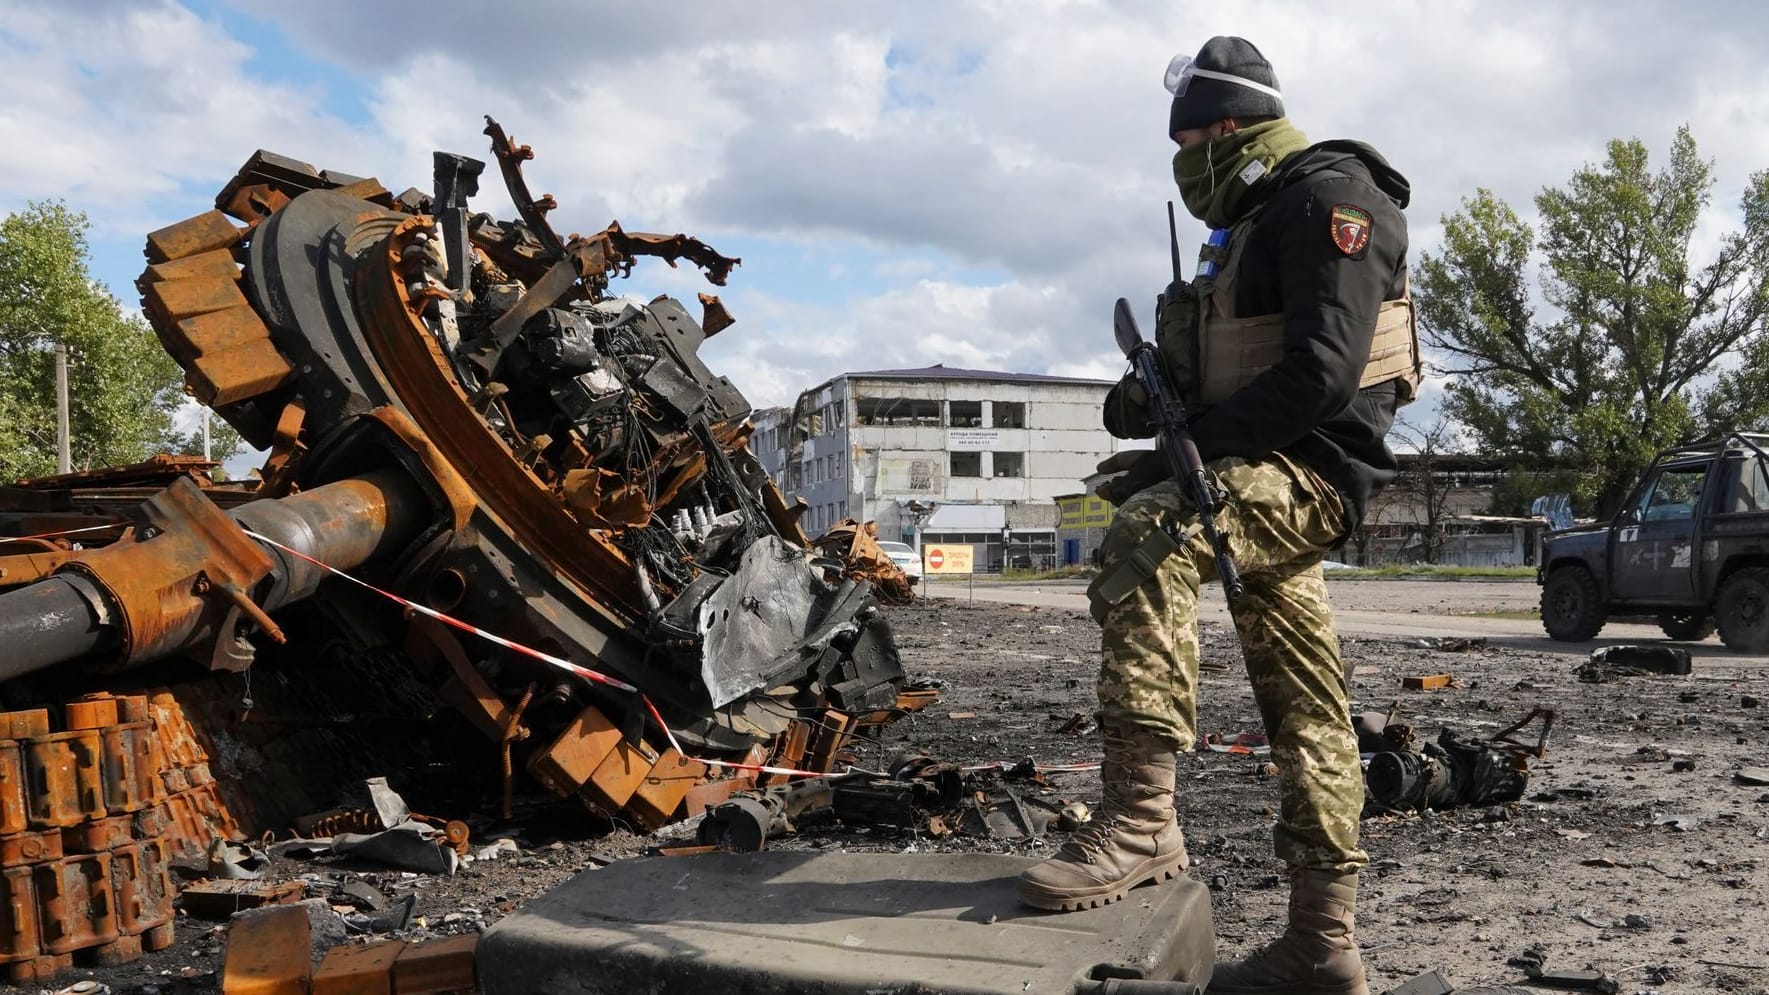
left=1017, top=725, right=1189, bottom=911
left=1208, top=869, right=1368, bottom=995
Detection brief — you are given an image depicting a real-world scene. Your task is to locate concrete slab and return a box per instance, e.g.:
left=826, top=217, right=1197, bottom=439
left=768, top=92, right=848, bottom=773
left=478, top=851, right=1213, bottom=995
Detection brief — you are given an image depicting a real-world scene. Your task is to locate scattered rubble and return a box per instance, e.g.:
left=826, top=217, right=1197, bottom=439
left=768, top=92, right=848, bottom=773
left=0, top=595, right=1762, bottom=992
left=1410, top=637, right=1487, bottom=653
left=1402, top=673, right=1458, bottom=690
left=178, top=879, right=305, bottom=921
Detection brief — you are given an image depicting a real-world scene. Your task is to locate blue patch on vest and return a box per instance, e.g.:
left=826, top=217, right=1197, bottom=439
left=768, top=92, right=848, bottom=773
left=1196, top=228, right=1231, bottom=279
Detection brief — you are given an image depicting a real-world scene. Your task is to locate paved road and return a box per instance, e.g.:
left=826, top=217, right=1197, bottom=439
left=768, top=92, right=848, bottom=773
left=924, top=577, right=1769, bottom=667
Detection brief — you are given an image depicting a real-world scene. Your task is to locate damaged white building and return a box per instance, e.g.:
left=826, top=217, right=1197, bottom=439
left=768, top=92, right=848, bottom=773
left=751, top=366, right=1148, bottom=571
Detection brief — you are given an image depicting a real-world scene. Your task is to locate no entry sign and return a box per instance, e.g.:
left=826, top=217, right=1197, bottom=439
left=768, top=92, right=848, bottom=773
left=923, top=544, right=974, bottom=575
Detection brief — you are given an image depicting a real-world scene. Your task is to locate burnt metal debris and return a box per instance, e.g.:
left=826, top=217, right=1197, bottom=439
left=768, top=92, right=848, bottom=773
left=694, top=755, right=1089, bottom=852
left=1360, top=707, right=1555, bottom=816
left=811, top=518, right=916, bottom=605
left=0, top=122, right=921, bottom=861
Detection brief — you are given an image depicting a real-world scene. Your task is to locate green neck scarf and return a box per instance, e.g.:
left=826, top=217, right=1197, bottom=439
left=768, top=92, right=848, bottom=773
left=1172, top=118, right=1310, bottom=229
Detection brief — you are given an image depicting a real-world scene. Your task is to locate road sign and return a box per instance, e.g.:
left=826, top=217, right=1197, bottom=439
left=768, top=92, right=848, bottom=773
left=923, top=544, right=974, bottom=575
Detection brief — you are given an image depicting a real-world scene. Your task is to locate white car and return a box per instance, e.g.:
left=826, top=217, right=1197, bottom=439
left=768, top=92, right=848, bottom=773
left=876, top=541, right=923, bottom=586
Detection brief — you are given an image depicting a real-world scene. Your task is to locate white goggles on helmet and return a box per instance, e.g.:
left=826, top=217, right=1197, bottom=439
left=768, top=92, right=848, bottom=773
left=1164, top=53, right=1283, bottom=101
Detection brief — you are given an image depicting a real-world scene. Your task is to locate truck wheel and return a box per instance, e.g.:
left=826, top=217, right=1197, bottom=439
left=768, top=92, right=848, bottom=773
left=1657, top=612, right=1717, bottom=641
left=1541, top=565, right=1606, bottom=641
left=1716, top=567, right=1769, bottom=653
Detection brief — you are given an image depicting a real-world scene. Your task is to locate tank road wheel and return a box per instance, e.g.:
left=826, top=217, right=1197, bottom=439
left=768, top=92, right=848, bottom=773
left=1716, top=567, right=1769, bottom=653
left=1541, top=565, right=1606, bottom=641
left=1657, top=612, right=1717, bottom=642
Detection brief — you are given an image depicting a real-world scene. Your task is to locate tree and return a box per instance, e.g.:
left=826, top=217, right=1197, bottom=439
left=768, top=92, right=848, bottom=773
left=0, top=202, right=187, bottom=481
left=1415, top=127, right=1769, bottom=518
left=1386, top=414, right=1460, bottom=564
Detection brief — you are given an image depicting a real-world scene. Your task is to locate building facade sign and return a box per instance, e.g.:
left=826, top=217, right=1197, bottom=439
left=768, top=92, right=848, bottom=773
left=947, top=429, right=1002, bottom=451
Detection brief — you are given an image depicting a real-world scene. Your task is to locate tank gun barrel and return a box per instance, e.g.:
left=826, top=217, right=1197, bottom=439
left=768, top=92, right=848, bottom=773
left=0, top=469, right=426, bottom=683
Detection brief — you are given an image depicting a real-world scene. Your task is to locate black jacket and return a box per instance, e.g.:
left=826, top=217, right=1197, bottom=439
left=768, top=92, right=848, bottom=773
left=1110, top=140, right=1410, bottom=531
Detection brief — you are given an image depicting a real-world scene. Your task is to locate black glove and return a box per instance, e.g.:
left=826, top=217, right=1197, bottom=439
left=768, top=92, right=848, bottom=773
left=1094, top=450, right=1167, bottom=505
left=1102, top=376, right=1156, bottom=439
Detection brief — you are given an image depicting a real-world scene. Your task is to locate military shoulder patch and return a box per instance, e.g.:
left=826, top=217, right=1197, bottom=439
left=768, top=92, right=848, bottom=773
left=1330, top=204, right=1373, bottom=256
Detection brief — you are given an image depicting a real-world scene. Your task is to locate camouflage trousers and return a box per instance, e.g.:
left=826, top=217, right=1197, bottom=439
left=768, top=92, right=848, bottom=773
left=1087, top=454, right=1368, bottom=874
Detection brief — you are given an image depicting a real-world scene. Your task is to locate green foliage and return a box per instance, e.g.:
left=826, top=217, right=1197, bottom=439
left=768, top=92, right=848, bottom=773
left=1485, top=466, right=1587, bottom=518
left=0, top=202, right=186, bottom=482
left=1416, top=128, right=1769, bottom=517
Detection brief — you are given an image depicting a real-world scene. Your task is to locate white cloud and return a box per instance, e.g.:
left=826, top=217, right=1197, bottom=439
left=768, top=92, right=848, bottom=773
left=704, top=273, right=1107, bottom=409
left=4, top=0, right=1767, bottom=434
left=0, top=2, right=374, bottom=239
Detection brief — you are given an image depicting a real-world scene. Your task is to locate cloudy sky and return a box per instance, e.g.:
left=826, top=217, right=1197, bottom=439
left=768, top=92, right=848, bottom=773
left=3, top=0, right=1767, bottom=427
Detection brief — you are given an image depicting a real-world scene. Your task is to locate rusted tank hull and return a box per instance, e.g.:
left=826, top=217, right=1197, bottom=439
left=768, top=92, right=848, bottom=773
left=1, top=128, right=909, bottom=833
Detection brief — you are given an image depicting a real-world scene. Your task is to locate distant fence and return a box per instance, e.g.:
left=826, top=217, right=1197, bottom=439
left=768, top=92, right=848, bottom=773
left=1352, top=523, right=1539, bottom=568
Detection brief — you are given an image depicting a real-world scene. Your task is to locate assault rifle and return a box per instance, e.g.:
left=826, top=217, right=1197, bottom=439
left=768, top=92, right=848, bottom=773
left=1111, top=297, right=1244, bottom=601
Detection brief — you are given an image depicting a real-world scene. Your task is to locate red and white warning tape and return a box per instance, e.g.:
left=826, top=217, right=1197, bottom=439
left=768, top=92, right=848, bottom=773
left=240, top=529, right=640, bottom=693
left=239, top=528, right=1100, bottom=780
left=239, top=528, right=836, bottom=778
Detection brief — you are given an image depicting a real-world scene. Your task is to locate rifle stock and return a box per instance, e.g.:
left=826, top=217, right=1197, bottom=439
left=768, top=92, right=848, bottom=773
left=1111, top=298, right=1244, bottom=601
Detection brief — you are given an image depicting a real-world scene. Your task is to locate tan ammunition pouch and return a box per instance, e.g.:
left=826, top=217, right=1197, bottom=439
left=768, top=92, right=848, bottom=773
left=1158, top=214, right=1423, bottom=409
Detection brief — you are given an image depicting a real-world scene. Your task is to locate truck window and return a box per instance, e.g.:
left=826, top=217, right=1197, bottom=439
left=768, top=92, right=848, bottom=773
left=1637, top=465, right=1707, bottom=522
left=1733, top=457, right=1769, bottom=513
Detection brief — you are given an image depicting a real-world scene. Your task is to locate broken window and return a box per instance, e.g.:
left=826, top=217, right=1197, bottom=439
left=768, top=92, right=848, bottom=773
left=993, top=402, right=1025, bottom=428
left=948, top=401, right=983, bottom=427
left=993, top=452, right=1024, bottom=477
left=951, top=452, right=981, bottom=477
left=857, top=396, right=941, bottom=426
left=1003, top=530, right=1058, bottom=570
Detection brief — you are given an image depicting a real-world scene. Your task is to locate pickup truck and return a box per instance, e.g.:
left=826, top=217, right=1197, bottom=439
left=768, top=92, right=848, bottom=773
left=1539, top=433, right=1769, bottom=652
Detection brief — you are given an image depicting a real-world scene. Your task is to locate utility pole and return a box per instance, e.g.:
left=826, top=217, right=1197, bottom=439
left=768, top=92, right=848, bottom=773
left=202, top=409, right=212, bottom=462
left=54, top=342, right=71, bottom=474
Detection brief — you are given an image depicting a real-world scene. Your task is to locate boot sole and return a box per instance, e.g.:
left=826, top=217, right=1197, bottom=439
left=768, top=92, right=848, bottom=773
left=1017, top=851, right=1188, bottom=912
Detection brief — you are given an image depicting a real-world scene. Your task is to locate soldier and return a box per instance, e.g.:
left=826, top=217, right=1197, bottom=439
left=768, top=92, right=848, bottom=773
left=1017, top=36, right=1420, bottom=995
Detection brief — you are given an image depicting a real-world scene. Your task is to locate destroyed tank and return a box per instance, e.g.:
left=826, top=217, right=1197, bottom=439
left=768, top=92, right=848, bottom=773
left=0, top=120, right=912, bottom=833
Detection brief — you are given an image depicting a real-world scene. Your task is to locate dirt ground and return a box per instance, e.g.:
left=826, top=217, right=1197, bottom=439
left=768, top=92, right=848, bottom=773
left=874, top=598, right=1769, bottom=994
left=32, top=585, right=1769, bottom=995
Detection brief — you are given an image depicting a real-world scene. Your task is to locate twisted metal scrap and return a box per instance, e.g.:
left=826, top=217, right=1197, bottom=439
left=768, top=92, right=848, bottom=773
left=482, top=116, right=739, bottom=294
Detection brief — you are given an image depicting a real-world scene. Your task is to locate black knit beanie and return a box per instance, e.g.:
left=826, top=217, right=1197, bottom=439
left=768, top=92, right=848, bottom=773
left=1168, top=36, right=1284, bottom=135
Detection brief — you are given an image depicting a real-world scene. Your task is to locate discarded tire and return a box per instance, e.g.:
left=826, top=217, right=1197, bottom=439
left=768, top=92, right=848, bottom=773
left=1541, top=565, right=1605, bottom=641
left=1717, top=567, right=1769, bottom=653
